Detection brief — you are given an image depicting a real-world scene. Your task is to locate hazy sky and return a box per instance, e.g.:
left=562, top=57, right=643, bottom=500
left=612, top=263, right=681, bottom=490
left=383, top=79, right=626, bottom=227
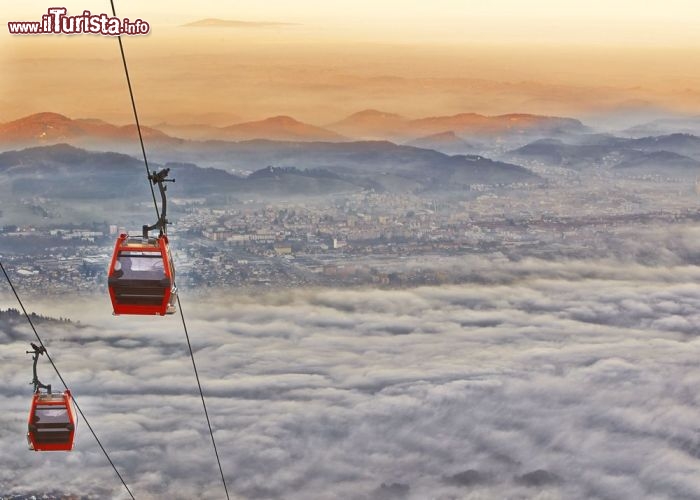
left=3, top=1, right=700, bottom=125
left=4, top=0, right=700, bottom=45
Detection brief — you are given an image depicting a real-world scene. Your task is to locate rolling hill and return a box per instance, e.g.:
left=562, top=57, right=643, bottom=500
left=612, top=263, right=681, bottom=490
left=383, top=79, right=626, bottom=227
left=0, top=112, right=180, bottom=149
left=217, top=115, right=345, bottom=142
left=0, top=142, right=540, bottom=199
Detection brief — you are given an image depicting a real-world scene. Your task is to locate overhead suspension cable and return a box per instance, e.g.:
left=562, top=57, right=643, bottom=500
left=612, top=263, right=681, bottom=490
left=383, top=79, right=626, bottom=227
left=0, top=261, right=136, bottom=500
left=108, top=2, right=231, bottom=498
left=109, top=0, right=159, bottom=223
left=177, top=296, right=231, bottom=500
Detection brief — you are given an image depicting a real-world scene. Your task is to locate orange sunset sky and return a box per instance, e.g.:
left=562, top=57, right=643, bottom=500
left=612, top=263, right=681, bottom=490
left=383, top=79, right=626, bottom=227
left=2, top=0, right=700, bottom=127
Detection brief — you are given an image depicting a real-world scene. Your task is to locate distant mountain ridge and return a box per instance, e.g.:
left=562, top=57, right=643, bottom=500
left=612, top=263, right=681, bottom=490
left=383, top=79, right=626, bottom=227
left=623, top=117, right=700, bottom=137
left=0, top=142, right=540, bottom=198
left=328, top=109, right=410, bottom=140
left=613, top=150, right=700, bottom=173
left=219, top=115, right=345, bottom=142
left=161, top=138, right=540, bottom=189
left=406, top=131, right=476, bottom=154
left=327, top=110, right=587, bottom=141
left=508, top=133, right=700, bottom=176
left=629, top=133, right=700, bottom=156
left=0, top=112, right=179, bottom=148
left=0, top=143, right=143, bottom=173
left=0, top=111, right=588, bottom=148
left=409, top=112, right=584, bottom=136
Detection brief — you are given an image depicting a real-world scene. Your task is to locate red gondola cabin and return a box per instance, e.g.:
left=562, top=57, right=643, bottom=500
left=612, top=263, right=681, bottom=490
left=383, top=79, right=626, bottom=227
left=27, top=390, right=76, bottom=451
left=108, top=233, right=177, bottom=315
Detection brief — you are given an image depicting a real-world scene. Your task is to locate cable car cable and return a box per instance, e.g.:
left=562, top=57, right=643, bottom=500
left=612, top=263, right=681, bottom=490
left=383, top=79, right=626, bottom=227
left=0, top=260, right=136, bottom=500
left=108, top=2, right=231, bottom=498
left=108, top=0, right=159, bottom=223
left=177, top=296, right=230, bottom=500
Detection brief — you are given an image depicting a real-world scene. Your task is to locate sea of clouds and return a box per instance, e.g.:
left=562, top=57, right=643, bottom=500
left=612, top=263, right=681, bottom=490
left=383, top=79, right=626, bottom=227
left=3, top=257, right=700, bottom=499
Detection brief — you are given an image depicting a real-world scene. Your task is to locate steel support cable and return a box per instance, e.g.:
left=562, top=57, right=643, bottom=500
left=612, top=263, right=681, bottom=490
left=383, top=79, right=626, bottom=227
left=108, top=0, right=159, bottom=223
left=177, top=296, right=231, bottom=500
left=0, top=261, right=136, bottom=500
left=108, top=2, right=231, bottom=498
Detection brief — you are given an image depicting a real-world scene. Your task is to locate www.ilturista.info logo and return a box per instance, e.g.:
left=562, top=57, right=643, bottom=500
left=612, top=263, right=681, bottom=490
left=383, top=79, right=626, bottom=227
left=8, top=7, right=150, bottom=36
